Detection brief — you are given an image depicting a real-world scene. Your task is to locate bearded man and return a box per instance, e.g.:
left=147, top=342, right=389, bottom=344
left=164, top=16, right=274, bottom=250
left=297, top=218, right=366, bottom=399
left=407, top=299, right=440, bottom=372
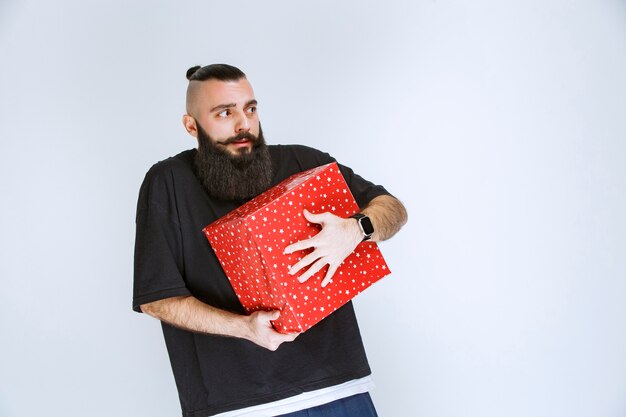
left=133, top=64, right=407, bottom=417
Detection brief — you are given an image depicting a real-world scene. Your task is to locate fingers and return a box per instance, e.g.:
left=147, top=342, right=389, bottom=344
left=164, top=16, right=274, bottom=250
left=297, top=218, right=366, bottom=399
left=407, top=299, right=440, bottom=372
left=248, top=310, right=300, bottom=351
left=303, top=208, right=327, bottom=224
left=254, top=309, right=280, bottom=322
left=284, top=332, right=300, bottom=342
left=284, top=209, right=347, bottom=287
left=284, top=237, right=316, bottom=255
left=297, top=258, right=328, bottom=283
left=288, top=251, right=321, bottom=276
left=284, top=210, right=335, bottom=254
left=321, top=264, right=339, bottom=288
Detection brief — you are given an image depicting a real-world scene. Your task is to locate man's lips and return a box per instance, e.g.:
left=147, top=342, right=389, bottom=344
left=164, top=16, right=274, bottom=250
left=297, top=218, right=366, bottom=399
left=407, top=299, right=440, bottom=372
left=230, top=139, right=251, bottom=147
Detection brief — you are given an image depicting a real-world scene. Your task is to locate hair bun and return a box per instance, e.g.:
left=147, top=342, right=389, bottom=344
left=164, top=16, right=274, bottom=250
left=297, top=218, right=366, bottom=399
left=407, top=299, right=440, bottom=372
left=186, top=65, right=202, bottom=80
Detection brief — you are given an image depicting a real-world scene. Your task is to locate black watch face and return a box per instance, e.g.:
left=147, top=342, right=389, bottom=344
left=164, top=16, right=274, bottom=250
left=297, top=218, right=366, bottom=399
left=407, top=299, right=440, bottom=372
left=360, top=216, right=374, bottom=236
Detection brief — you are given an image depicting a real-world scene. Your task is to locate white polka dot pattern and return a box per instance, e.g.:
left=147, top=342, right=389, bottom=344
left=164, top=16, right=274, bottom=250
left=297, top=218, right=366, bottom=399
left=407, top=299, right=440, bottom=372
left=202, top=162, right=391, bottom=333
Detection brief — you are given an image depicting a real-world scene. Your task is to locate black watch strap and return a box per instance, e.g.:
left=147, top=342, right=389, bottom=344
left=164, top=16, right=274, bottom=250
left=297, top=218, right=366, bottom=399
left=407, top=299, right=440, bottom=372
left=350, top=213, right=374, bottom=241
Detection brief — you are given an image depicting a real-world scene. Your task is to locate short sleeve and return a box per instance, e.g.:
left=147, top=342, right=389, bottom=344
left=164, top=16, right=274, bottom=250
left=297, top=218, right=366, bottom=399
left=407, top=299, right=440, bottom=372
left=132, top=169, right=192, bottom=313
left=283, top=145, right=392, bottom=209
left=336, top=162, right=391, bottom=209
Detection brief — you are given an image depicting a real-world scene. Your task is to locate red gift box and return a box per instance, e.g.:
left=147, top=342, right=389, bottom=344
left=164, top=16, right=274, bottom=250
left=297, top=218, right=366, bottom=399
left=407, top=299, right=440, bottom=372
left=202, top=162, right=391, bottom=333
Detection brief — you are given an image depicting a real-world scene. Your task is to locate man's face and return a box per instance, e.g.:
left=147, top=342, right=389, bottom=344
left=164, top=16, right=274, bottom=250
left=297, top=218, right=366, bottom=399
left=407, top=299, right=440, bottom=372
left=189, top=78, right=260, bottom=157
left=186, top=77, right=273, bottom=201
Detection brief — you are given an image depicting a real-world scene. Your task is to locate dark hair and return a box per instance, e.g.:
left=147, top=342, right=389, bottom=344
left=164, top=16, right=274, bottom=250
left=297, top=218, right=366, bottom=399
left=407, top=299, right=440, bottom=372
left=186, top=64, right=246, bottom=82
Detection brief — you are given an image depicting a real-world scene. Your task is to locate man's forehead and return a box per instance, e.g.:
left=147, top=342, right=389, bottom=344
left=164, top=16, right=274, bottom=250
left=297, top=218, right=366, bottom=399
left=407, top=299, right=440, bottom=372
left=198, top=78, right=255, bottom=105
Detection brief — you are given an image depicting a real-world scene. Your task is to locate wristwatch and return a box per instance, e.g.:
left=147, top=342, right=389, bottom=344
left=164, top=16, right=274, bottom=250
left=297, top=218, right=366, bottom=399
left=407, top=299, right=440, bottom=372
left=350, top=213, right=374, bottom=241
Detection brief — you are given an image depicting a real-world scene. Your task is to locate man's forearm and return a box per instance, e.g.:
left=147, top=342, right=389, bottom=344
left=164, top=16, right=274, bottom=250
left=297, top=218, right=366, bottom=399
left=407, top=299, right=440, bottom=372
left=141, top=296, right=249, bottom=337
left=140, top=296, right=298, bottom=351
left=361, top=195, right=408, bottom=242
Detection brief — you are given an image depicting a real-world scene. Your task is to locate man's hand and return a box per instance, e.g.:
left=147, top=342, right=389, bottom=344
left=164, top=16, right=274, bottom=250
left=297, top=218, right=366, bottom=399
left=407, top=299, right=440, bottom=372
left=244, top=310, right=299, bottom=351
left=284, top=209, right=362, bottom=287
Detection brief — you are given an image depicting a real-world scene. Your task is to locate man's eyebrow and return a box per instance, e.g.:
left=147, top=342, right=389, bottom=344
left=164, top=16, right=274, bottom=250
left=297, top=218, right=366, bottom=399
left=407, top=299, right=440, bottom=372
left=210, top=103, right=236, bottom=113
left=209, top=100, right=257, bottom=113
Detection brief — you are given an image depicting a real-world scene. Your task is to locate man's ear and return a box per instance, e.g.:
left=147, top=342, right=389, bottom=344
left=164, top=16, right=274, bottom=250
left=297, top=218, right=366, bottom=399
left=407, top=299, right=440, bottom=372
left=182, top=114, right=198, bottom=138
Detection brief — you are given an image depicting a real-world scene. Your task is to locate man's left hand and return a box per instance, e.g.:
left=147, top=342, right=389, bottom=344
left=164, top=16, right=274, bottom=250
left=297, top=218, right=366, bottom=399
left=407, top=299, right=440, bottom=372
left=284, top=209, right=362, bottom=287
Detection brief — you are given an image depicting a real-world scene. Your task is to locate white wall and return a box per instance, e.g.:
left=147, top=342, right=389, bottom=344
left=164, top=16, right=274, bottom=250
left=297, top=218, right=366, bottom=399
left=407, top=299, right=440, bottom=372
left=1, top=1, right=625, bottom=416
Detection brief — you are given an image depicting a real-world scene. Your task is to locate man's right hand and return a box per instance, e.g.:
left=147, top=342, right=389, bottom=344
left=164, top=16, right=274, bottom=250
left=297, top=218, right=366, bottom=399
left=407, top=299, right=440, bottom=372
left=244, top=310, right=299, bottom=351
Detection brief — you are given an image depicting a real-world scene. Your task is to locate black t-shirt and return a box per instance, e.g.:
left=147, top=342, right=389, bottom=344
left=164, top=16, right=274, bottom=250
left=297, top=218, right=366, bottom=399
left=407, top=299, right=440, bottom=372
left=133, top=144, right=391, bottom=417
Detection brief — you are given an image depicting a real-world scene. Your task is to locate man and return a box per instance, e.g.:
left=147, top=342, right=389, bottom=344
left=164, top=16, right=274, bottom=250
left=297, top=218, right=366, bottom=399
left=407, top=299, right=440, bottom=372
left=133, top=64, right=407, bottom=417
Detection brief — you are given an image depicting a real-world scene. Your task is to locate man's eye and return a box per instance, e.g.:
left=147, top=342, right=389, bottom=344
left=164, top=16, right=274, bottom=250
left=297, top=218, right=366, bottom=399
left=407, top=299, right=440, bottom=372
left=246, top=106, right=256, bottom=114
left=218, top=110, right=230, bottom=118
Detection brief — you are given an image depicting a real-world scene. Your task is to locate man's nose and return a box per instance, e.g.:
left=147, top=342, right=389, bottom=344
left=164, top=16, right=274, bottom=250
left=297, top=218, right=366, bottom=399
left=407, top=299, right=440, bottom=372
left=235, top=111, right=250, bottom=132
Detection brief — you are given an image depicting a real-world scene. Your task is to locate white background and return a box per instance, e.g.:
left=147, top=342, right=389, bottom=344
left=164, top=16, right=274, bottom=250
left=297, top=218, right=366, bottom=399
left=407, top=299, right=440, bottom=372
left=1, top=1, right=625, bottom=416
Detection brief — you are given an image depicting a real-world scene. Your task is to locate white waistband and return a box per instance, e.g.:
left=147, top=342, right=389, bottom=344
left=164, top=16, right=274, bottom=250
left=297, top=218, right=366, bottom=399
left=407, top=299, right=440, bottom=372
left=212, top=375, right=375, bottom=417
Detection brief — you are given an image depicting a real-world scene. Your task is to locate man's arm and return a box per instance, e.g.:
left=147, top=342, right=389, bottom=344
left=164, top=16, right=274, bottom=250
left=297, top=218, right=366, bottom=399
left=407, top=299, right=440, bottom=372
left=360, top=194, right=408, bottom=242
left=140, top=296, right=298, bottom=351
left=284, top=194, right=408, bottom=286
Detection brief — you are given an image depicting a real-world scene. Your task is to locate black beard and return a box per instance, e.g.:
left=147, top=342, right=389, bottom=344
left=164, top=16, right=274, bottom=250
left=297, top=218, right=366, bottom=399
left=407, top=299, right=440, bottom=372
left=194, top=124, right=274, bottom=201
